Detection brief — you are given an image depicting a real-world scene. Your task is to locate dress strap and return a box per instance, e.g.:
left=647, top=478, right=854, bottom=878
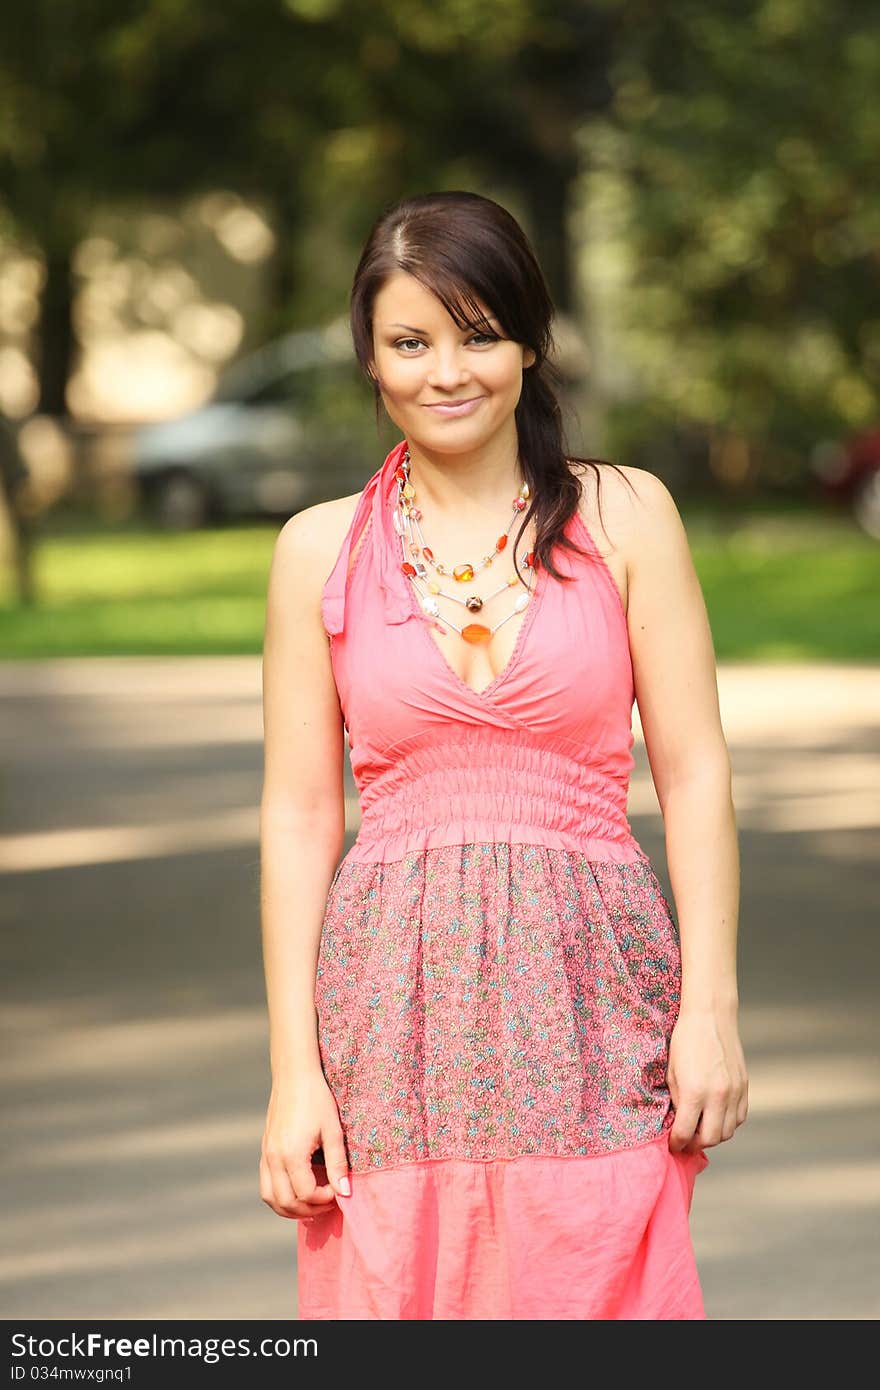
left=321, top=470, right=380, bottom=636
left=321, top=437, right=417, bottom=636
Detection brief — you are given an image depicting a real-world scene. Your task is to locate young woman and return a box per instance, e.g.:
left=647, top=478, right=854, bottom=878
left=259, top=190, right=748, bottom=1320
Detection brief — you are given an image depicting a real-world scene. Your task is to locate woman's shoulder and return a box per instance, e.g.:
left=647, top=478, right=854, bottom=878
left=268, top=491, right=366, bottom=618
left=274, top=491, right=363, bottom=567
left=568, top=458, right=685, bottom=556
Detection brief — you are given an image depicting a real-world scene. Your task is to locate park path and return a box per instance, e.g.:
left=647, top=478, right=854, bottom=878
left=1, top=657, right=877, bottom=1320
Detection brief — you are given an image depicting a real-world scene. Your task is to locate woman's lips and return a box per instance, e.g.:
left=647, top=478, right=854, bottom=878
left=423, top=396, right=485, bottom=417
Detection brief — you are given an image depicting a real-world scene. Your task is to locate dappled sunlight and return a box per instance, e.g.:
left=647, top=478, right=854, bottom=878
left=18, top=194, right=277, bottom=425
left=737, top=1001, right=876, bottom=1050
left=0, top=798, right=361, bottom=872
left=1, top=808, right=258, bottom=874
left=18, top=1112, right=264, bottom=1168
left=3, top=1003, right=267, bottom=1086
left=2, top=1170, right=280, bottom=1286
left=67, top=331, right=216, bottom=422
left=747, top=1053, right=880, bottom=1115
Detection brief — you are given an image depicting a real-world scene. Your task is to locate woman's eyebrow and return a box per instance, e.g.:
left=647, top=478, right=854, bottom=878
left=386, top=319, right=500, bottom=333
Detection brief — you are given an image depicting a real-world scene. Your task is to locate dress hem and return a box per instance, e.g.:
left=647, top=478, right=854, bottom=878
left=334, top=1126, right=705, bottom=1182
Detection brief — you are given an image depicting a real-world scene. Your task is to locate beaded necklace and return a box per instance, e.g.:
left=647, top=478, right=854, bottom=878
left=392, top=444, right=538, bottom=646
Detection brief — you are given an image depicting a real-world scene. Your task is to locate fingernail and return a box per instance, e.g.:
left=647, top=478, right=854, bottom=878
left=338, top=1175, right=351, bottom=1197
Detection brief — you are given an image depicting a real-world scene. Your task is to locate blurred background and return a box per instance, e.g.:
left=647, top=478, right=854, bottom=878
left=1, top=0, right=878, bottom=1321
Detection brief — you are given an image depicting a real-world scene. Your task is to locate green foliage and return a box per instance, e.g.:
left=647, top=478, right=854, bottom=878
left=0, top=511, right=877, bottom=659
left=0, top=0, right=877, bottom=481
left=579, top=0, right=880, bottom=469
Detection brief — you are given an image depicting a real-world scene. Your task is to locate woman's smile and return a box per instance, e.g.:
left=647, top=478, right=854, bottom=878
left=422, top=396, right=486, bottom=417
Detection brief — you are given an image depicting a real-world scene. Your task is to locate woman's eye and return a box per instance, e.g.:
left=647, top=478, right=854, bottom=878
left=394, top=333, right=499, bottom=352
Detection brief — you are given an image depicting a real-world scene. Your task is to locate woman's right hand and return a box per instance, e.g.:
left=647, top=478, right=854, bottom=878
left=259, top=1072, right=351, bottom=1221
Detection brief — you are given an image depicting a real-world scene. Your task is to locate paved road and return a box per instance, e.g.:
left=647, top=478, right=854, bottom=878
left=1, top=658, right=877, bottom=1320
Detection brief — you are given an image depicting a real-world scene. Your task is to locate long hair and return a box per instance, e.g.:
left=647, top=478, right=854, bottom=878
left=349, top=189, right=634, bottom=584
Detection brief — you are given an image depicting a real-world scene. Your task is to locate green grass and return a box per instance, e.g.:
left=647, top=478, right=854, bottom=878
left=0, top=508, right=877, bottom=661
left=687, top=509, right=879, bottom=661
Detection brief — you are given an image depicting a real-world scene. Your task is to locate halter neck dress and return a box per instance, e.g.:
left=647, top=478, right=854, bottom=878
left=297, top=438, right=709, bottom=1320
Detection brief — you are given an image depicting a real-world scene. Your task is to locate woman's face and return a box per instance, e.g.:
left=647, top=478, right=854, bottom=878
left=369, top=270, right=536, bottom=453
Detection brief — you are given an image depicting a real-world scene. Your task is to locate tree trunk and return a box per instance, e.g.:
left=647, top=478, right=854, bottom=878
left=0, top=416, right=34, bottom=606
left=36, top=245, right=76, bottom=418
left=260, top=185, right=303, bottom=344
left=525, top=160, right=577, bottom=314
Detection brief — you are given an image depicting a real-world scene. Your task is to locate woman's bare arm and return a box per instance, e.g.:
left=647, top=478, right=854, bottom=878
left=259, top=500, right=360, bottom=1218
left=260, top=501, right=348, bottom=1082
left=606, top=466, right=748, bottom=1154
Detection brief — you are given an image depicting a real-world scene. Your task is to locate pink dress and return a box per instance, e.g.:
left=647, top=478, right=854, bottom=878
left=297, top=438, right=709, bottom=1320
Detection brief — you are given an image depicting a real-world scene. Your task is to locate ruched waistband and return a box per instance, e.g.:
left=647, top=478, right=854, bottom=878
left=348, top=729, right=640, bottom=864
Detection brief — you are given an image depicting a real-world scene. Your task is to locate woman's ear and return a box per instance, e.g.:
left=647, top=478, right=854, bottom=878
left=523, top=346, right=537, bottom=370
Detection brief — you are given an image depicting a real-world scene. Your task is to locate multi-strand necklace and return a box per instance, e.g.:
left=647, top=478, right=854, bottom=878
left=392, top=444, right=538, bottom=646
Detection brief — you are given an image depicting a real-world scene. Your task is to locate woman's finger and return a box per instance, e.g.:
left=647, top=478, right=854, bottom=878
left=260, top=1151, right=299, bottom=1216
left=287, top=1151, right=319, bottom=1203
left=696, top=1094, right=727, bottom=1148
left=261, top=1153, right=337, bottom=1220
left=736, top=1079, right=750, bottom=1127
left=721, top=1096, right=740, bottom=1142
left=668, top=1095, right=702, bottom=1153
left=321, top=1130, right=352, bottom=1199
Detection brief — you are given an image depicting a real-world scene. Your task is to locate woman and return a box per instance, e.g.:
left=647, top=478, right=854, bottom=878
left=259, top=190, right=748, bottom=1320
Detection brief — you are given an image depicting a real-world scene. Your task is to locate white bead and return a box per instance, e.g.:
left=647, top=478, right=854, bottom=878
left=514, top=592, right=530, bottom=612
left=421, top=596, right=440, bottom=616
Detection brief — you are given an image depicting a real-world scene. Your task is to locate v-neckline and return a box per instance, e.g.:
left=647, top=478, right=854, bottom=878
left=405, top=555, right=548, bottom=702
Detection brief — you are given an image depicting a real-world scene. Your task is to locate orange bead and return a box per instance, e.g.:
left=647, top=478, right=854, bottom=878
left=453, top=563, right=475, bottom=583
left=496, top=535, right=508, bottom=551
left=462, top=623, right=492, bottom=645
left=401, top=562, right=416, bottom=576
left=422, top=547, right=434, bottom=562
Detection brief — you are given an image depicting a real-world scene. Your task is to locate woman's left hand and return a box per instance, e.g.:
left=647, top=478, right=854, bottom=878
left=667, top=1005, right=749, bottom=1154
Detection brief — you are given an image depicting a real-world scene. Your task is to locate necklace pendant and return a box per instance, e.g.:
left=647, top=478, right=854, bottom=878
left=461, top=623, right=492, bottom=645
left=465, top=595, right=483, bottom=612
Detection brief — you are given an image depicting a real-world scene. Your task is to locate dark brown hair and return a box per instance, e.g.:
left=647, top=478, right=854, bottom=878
left=349, top=189, right=634, bottom=584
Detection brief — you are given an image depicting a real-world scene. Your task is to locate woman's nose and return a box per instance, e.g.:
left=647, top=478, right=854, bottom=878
left=425, top=347, right=471, bottom=387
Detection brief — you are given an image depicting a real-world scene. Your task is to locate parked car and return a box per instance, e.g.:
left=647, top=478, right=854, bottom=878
left=811, top=425, right=880, bottom=539
left=132, top=320, right=378, bottom=528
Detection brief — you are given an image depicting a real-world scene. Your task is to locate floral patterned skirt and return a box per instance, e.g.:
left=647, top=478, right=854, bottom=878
left=298, top=841, right=709, bottom=1320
